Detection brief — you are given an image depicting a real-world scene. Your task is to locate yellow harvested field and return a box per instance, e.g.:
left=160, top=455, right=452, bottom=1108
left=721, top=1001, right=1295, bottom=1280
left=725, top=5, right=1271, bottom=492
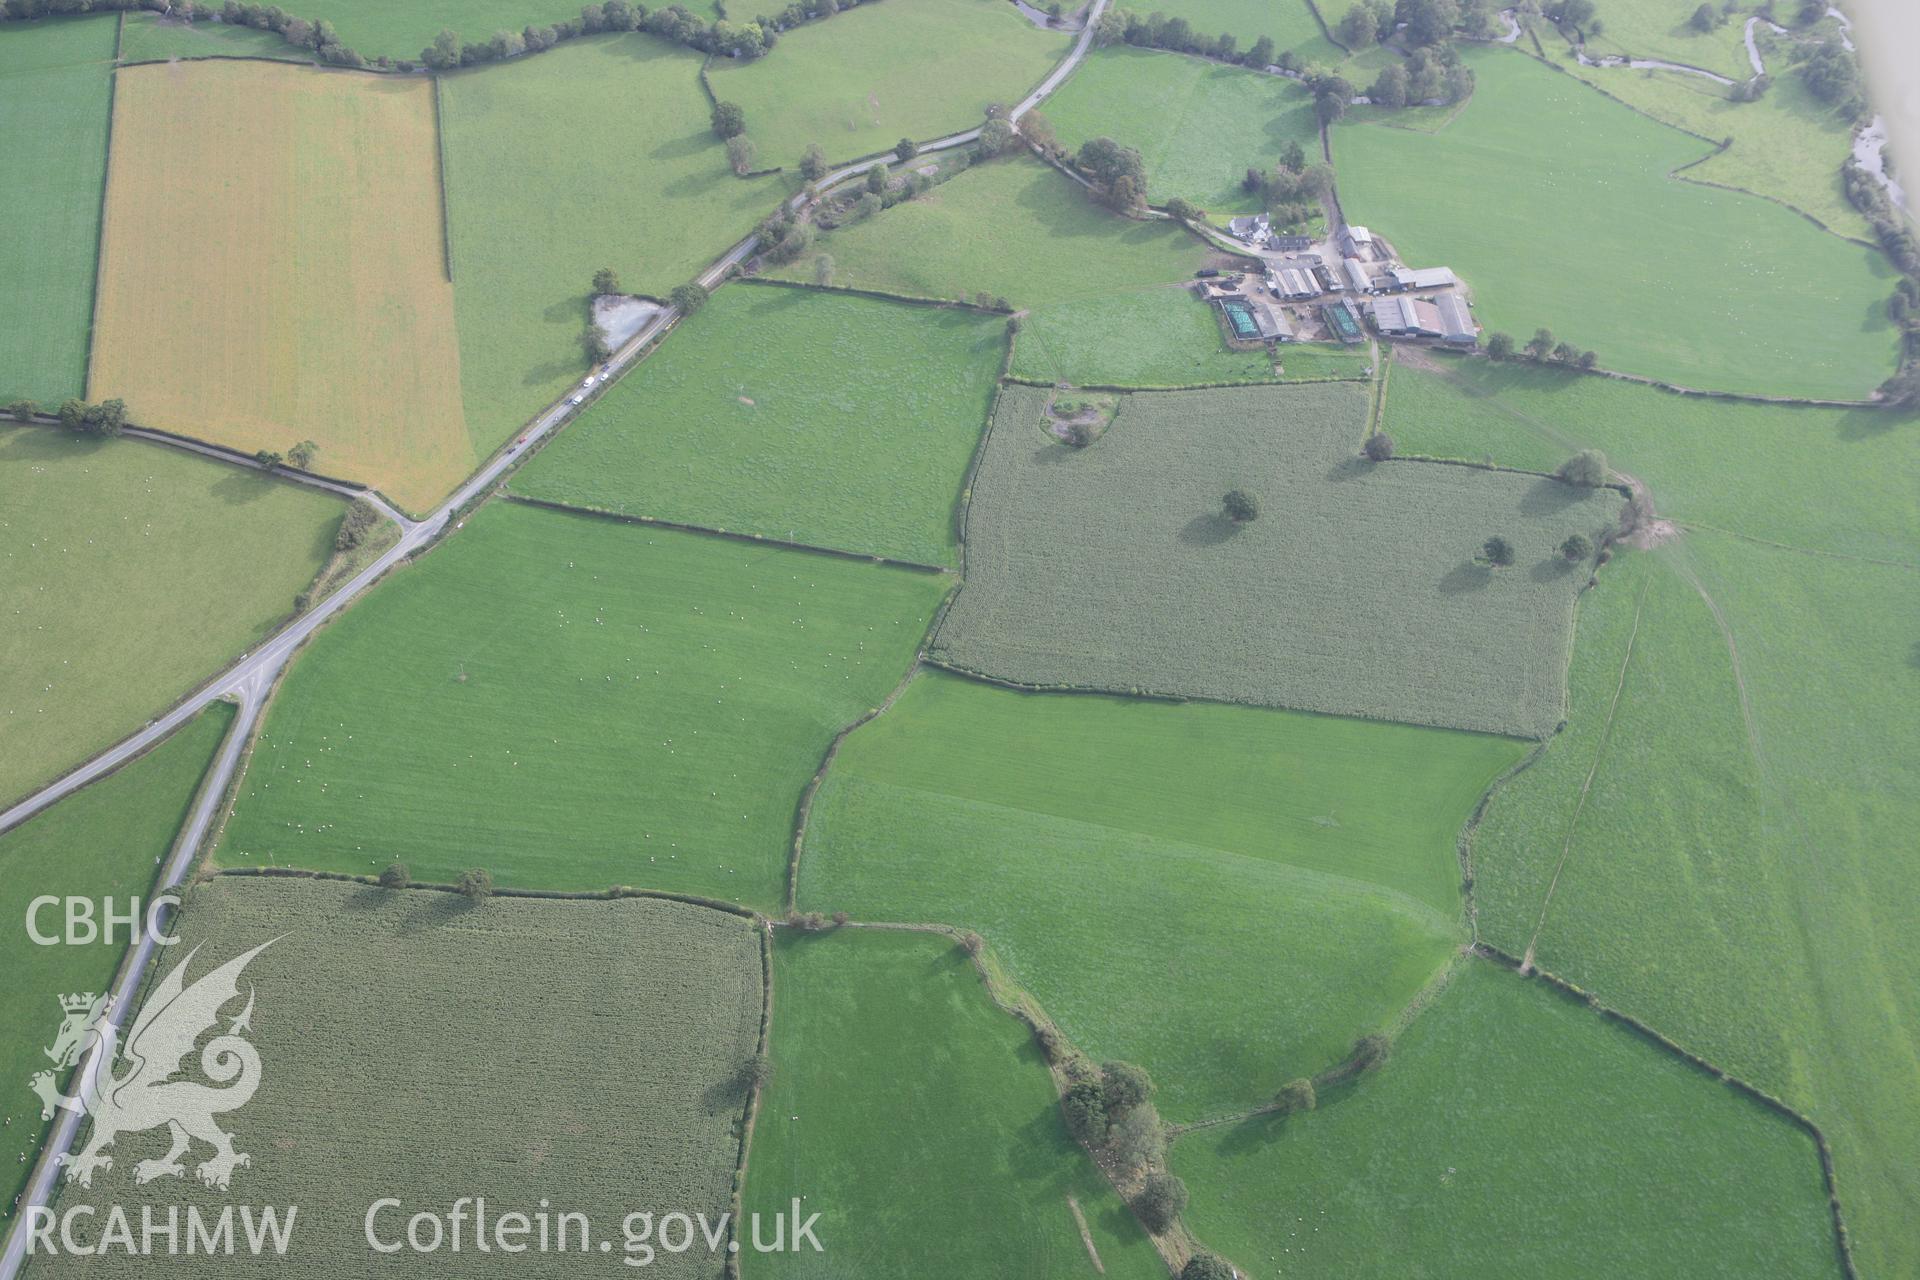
left=90, top=62, right=469, bottom=512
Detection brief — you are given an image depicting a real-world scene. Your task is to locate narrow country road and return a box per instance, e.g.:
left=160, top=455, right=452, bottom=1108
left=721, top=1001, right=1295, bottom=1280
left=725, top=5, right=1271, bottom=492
left=0, top=11, right=1114, bottom=1271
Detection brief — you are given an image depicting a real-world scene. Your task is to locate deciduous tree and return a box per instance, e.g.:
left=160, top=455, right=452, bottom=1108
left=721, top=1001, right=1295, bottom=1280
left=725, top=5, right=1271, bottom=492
left=1557, top=448, right=1608, bottom=487
left=726, top=134, right=757, bottom=175
left=711, top=100, right=746, bottom=139
left=1133, top=1172, right=1188, bottom=1232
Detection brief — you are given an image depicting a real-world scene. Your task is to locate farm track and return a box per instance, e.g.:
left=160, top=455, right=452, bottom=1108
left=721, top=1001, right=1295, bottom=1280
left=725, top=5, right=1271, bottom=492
left=0, top=10, right=1115, bottom=1269
left=1519, top=568, right=1648, bottom=971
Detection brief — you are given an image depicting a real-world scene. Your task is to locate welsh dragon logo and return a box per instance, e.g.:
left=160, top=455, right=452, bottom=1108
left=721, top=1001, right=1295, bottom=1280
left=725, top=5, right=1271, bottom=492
left=31, top=941, right=275, bottom=1191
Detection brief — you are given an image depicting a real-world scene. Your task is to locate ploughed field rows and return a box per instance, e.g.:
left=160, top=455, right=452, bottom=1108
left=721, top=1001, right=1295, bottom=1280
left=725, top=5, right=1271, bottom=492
left=0, top=426, right=342, bottom=806
left=30, top=876, right=764, bottom=1277
left=517, top=285, right=1004, bottom=567
left=215, top=501, right=948, bottom=910
left=0, top=16, right=115, bottom=407
left=797, top=669, right=1523, bottom=1119
left=743, top=929, right=1167, bottom=1277
left=933, top=381, right=1622, bottom=738
left=0, top=705, right=233, bottom=1222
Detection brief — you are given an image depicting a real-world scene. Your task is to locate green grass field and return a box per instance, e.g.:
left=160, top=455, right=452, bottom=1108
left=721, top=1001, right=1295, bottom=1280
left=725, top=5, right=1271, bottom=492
left=1378, top=356, right=1920, bottom=562
left=32, top=876, right=763, bottom=1276
left=1389, top=343, right=1920, bottom=1273
left=216, top=501, right=948, bottom=909
left=771, top=156, right=1207, bottom=307
left=439, top=34, right=786, bottom=459
left=516, top=284, right=1003, bottom=565
left=1172, top=961, right=1840, bottom=1279
left=1334, top=46, right=1899, bottom=400
left=207, top=0, right=598, bottom=61
left=0, top=703, right=232, bottom=1225
left=705, top=0, right=1068, bottom=166
left=933, top=382, right=1623, bottom=737
left=798, top=669, right=1523, bottom=1119
left=1569, top=0, right=1754, bottom=78
left=1146, top=0, right=1340, bottom=60
left=1468, top=534, right=1920, bottom=1277
left=742, top=928, right=1166, bottom=1278
left=1012, top=287, right=1371, bottom=386
left=117, top=12, right=307, bottom=62
left=0, top=16, right=114, bottom=406
left=1043, top=47, right=1322, bottom=213
left=1548, top=48, right=1871, bottom=239
left=0, top=427, right=341, bottom=806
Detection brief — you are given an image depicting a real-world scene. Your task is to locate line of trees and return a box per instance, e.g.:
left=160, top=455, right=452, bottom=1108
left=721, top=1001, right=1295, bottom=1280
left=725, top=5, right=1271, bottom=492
left=0, top=0, right=879, bottom=73
left=56, top=397, right=127, bottom=438
left=1844, top=162, right=1920, bottom=405
left=1093, top=5, right=1275, bottom=70
left=422, top=0, right=886, bottom=71
left=1074, top=136, right=1147, bottom=215
left=1485, top=327, right=1598, bottom=369
left=1338, top=0, right=1507, bottom=49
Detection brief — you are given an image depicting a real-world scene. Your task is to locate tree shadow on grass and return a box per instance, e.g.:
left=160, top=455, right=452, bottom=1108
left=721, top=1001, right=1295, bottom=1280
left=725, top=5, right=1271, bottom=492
left=1836, top=403, right=1914, bottom=440
left=650, top=129, right=713, bottom=163
left=1440, top=560, right=1492, bottom=594
left=209, top=469, right=275, bottom=507
left=1528, top=556, right=1576, bottom=584
left=1324, top=455, right=1372, bottom=483
left=1179, top=512, right=1239, bottom=546
left=1517, top=475, right=1583, bottom=516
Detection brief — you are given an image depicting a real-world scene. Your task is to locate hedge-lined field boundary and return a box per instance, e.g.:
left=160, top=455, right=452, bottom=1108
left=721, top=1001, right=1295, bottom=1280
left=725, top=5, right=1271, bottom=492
left=739, top=274, right=1016, bottom=314
left=430, top=73, right=453, bottom=281
left=501, top=493, right=957, bottom=574
left=210, top=862, right=765, bottom=920
left=80, top=30, right=121, bottom=402
left=1474, top=941, right=1861, bottom=1279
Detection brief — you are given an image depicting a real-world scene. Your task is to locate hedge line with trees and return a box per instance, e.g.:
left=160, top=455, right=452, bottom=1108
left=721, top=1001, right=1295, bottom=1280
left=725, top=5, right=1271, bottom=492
left=0, top=0, right=883, bottom=76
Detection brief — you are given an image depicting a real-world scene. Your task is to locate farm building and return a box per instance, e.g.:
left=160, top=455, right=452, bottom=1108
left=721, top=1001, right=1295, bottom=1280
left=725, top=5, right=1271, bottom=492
left=1388, top=265, right=1457, bottom=291
left=1368, top=292, right=1476, bottom=345
left=1272, top=233, right=1314, bottom=251
left=1368, top=296, right=1436, bottom=336
left=1434, top=292, right=1477, bottom=345
left=1322, top=300, right=1365, bottom=344
left=1216, top=296, right=1291, bottom=341
left=1343, top=258, right=1373, bottom=293
left=1228, top=213, right=1271, bottom=247
left=1344, top=224, right=1374, bottom=256
left=1267, top=265, right=1321, bottom=299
